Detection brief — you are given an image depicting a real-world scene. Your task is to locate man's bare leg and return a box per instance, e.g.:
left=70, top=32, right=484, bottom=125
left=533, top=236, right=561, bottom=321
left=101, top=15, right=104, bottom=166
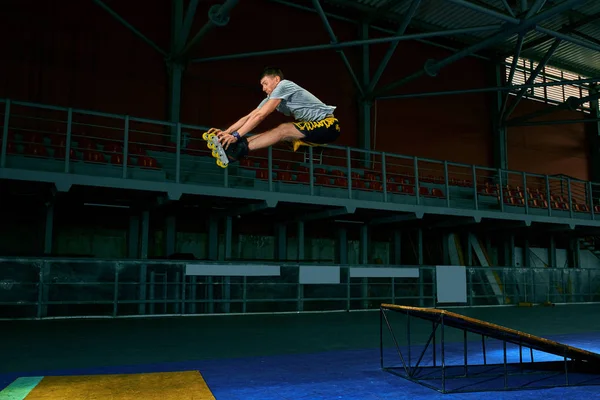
left=246, top=123, right=305, bottom=151
left=246, top=134, right=262, bottom=143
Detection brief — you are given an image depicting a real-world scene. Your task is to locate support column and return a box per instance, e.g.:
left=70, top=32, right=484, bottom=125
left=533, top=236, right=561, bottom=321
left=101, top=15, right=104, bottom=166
left=138, top=210, right=150, bottom=315
left=548, top=235, right=556, bottom=267
left=205, top=216, right=218, bottom=314
left=165, top=214, right=176, bottom=257
left=569, top=237, right=580, bottom=268
left=417, top=228, right=424, bottom=306
left=392, top=231, right=401, bottom=264
left=207, top=216, right=218, bottom=261
left=360, top=225, right=369, bottom=308
left=167, top=0, right=199, bottom=139
left=224, top=216, right=233, bottom=260
left=505, top=235, right=515, bottom=266
left=465, top=233, right=473, bottom=266
left=360, top=225, right=369, bottom=264
left=44, top=202, right=54, bottom=255
left=297, top=221, right=305, bottom=312
left=358, top=22, right=371, bottom=165
left=523, top=237, right=530, bottom=267
left=297, top=221, right=305, bottom=261
left=168, top=64, right=184, bottom=134
left=442, top=234, right=450, bottom=264
left=140, top=210, right=150, bottom=259
left=336, top=228, right=348, bottom=264
left=223, top=216, right=233, bottom=313
left=493, top=61, right=508, bottom=171
left=486, top=237, right=498, bottom=265
left=128, top=215, right=140, bottom=258
left=587, top=86, right=600, bottom=191
left=417, top=228, right=424, bottom=265
left=275, top=223, right=287, bottom=260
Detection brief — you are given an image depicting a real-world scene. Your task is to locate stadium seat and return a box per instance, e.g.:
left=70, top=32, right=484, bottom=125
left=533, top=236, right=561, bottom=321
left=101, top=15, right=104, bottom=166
left=333, top=177, right=347, bottom=188
left=23, top=144, right=48, bottom=157
left=137, top=156, right=158, bottom=169
left=54, top=147, right=78, bottom=160
left=83, top=150, right=105, bottom=163
left=110, top=154, right=134, bottom=165
left=296, top=173, right=309, bottom=183
left=256, top=170, right=269, bottom=180
left=274, top=171, right=293, bottom=182
left=431, top=188, right=445, bottom=198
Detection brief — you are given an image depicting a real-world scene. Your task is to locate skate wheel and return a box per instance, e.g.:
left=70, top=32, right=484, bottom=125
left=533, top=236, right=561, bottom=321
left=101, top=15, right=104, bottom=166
left=208, top=133, right=216, bottom=140
left=217, top=160, right=226, bottom=168
left=212, top=150, right=219, bottom=158
left=207, top=142, right=215, bottom=150
left=202, top=132, right=209, bottom=140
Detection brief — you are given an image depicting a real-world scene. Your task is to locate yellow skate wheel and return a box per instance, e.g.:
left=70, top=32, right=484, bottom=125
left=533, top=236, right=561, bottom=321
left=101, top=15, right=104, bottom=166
left=217, top=160, right=226, bottom=168
left=212, top=150, right=219, bottom=158
left=207, top=142, right=215, bottom=149
left=202, top=132, right=209, bottom=140
left=208, top=133, right=216, bottom=140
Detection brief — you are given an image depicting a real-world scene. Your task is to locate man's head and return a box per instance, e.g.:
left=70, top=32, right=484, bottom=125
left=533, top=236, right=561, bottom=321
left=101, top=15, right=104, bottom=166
left=260, top=67, right=284, bottom=95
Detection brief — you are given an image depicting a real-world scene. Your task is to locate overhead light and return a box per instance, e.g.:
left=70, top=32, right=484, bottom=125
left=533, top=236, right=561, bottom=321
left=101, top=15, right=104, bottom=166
left=334, top=219, right=364, bottom=224
left=83, top=203, right=130, bottom=209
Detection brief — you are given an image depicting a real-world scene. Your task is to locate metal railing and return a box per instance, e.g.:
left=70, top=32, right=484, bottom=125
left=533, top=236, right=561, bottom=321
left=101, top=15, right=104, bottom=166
left=0, top=258, right=598, bottom=320
left=1, top=97, right=600, bottom=220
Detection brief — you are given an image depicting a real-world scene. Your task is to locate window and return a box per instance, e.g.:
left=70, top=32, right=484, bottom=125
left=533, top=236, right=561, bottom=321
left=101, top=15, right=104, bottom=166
left=504, top=56, right=593, bottom=113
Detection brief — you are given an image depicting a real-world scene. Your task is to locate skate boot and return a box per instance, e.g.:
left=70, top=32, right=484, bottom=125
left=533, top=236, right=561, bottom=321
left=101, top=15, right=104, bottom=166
left=202, top=132, right=249, bottom=168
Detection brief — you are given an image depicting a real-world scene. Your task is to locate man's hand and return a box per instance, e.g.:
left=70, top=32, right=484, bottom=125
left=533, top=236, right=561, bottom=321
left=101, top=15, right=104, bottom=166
left=207, top=127, right=223, bottom=136
left=217, top=131, right=238, bottom=150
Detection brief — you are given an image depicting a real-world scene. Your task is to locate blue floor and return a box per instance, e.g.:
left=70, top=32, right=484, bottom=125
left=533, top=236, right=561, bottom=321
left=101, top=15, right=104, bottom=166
left=2, top=332, right=599, bottom=399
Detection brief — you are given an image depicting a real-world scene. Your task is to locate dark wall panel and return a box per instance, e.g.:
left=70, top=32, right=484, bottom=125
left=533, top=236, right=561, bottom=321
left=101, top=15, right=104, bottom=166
left=507, top=99, right=589, bottom=180
left=183, top=0, right=361, bottom=147
left=0, top=0, right=169, bottom=119
left=359, top=29, right=494, bottom=167
left=0, top=0, right=591, bottom=180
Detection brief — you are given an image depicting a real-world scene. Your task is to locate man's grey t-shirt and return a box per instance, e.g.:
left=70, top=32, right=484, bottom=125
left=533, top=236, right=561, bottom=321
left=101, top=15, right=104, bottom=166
left=257, top=79, right=336, bottom=122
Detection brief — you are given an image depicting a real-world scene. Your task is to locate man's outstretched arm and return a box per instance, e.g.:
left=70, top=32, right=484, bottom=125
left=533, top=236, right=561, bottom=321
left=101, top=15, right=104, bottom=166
left=235, top=99, right=281, bottom=136
left=221, top=109, right=257, bottom=135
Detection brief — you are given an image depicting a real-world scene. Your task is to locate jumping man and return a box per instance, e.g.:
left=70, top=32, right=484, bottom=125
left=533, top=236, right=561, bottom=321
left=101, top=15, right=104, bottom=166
left=209, top=67, right=341, bottom=162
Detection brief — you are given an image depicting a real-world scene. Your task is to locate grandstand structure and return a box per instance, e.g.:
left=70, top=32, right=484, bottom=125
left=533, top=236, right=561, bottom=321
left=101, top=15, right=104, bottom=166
left=2, top=0, right=600, bottom=318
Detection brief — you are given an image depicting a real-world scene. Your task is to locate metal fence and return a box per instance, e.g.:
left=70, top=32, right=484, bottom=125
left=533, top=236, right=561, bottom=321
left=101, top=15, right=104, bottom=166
left=1, top=258, right=599, bottom=320
left=2, top=98, right=600, bottom=220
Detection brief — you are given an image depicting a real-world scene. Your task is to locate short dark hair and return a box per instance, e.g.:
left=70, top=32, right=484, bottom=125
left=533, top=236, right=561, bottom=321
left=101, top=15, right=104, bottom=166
left=261, top=66, right=284, bottom=80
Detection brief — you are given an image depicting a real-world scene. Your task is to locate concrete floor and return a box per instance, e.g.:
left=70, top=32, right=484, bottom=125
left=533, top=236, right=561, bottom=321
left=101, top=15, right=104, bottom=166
left=2, top=303, right=600, bottom=375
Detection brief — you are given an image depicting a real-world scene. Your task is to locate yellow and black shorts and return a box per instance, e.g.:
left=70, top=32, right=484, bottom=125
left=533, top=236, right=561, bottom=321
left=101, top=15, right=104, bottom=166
left=293, top=116, right=340, bottom=145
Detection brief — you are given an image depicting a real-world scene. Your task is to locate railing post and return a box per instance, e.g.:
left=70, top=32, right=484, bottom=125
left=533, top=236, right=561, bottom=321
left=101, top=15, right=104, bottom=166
left=498, top=169, right=504, bottom=212
left=64, top=108, right=73, bottom=173
left=414, top=157, right=420, bottom=204
left=113, top=263, right=120, bottom=317
left=309, top=146, right=314, bottom=195
left=472, top=165, right=478, bottom=210
left=0, top=99, right=10, bottom=168
left=588, top=181, right=595, bottom=219
left=468, top=268, right=473, bottom=306
left=567, top=178, right=573, bottom=218
left=382, top=152, right=387, bottom=202
left=268, top=146, right=273, bottom=191
left=546, top=175, right=552, bottom=216
left=346, top=147, right=352, bottom=199
left=122, top=116, right=130, bottom=179
left=37, top=261, right=48, bottom=319
left=175, top=123, right=181, bottom=183
left=523, top=172, right=529, bottom=214
left=444, top=161, right=450, bottom=207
